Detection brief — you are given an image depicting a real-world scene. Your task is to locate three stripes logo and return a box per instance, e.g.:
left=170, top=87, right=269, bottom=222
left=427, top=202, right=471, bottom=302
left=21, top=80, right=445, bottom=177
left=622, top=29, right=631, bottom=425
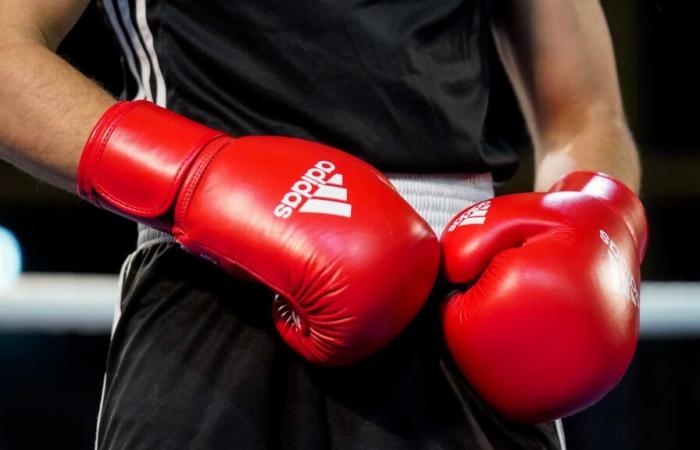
left=274, top=161, right=352, bottom=219
left=599, top=229, right=639, bottom=306
left=447, top=200, right=491, bottom=232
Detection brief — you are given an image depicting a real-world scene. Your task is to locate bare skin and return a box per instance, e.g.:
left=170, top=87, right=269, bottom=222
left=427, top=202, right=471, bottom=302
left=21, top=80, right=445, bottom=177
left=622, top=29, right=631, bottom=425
left=491, top=0, right=640, bottom=192
left=0, top=0, right=640, bottom=193
left=0, top=0, right=115, bottom=192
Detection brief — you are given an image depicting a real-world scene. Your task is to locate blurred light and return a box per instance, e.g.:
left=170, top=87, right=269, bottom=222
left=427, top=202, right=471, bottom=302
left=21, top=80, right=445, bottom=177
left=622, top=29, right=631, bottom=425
left=0, top=274, right=697, bottom=336
left=0, top=273, right=116, bottom=333
left=0, top=226, right=22, bottom=293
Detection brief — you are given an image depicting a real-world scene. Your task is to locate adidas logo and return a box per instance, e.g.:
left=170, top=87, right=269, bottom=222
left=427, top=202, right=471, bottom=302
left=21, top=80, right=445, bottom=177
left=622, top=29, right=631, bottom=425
left=447, top=200, right=491, bottom=232
left=599, top=229, right=639, bottom=306
left=274, top=160, right=352, bottom=219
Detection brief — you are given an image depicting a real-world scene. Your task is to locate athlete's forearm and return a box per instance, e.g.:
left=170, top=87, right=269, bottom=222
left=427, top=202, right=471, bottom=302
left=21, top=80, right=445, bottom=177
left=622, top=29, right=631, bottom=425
left=492, top=0, right=641, bottom=193
left=0, top=35, right=116, bottom=192
left=533, top=111, right=640, bottom=192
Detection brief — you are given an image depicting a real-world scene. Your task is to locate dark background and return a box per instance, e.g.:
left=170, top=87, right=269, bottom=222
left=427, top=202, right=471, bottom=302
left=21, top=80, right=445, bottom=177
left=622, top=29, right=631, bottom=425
left=0, top=1, right=698, bottom=449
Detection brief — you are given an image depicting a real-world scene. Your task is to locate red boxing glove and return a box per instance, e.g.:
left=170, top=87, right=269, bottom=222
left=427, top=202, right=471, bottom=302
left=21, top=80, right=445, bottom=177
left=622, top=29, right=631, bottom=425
left=78, top=101, right=439, bottom=366
left=441, top=171, right=648, bottom=423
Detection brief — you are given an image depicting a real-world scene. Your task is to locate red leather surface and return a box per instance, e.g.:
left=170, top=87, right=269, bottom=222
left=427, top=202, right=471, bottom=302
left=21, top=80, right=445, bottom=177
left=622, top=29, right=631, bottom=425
left=441, top=172, right=647, bottom=422
left=78, top=101, right=222, bottom=230
left=78, top=101, right=440, bottom=366
left=550, top=171, right=649, bottom=260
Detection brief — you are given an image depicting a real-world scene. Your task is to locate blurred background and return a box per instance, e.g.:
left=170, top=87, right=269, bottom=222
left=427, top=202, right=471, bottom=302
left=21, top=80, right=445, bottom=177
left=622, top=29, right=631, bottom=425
left=0, top=1, right=698, bottom=449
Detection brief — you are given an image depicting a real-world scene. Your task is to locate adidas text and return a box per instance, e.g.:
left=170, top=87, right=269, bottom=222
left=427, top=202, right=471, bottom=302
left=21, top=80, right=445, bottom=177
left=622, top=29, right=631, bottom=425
left=274, top=161, right=352, bottom=219
left=448, top=200, right=491, bottom=232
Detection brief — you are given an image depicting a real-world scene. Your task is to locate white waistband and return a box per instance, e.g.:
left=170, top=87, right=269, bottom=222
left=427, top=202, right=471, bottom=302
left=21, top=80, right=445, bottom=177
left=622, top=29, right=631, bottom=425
left=137, top=172, right=494, bottom=248
left=385, top=172, right=494, bottom=235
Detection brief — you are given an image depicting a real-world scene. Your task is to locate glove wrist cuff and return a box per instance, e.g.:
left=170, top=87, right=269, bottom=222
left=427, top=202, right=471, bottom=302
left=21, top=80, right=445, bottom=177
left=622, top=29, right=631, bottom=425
left=549, top=171, right=648, bottom=259
left=77, top=100, right=225, bottom=231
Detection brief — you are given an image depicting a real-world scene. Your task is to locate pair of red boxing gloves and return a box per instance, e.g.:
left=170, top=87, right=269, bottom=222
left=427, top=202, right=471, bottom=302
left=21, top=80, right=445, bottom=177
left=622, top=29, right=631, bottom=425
left=78, top=101, right=647, bottom=423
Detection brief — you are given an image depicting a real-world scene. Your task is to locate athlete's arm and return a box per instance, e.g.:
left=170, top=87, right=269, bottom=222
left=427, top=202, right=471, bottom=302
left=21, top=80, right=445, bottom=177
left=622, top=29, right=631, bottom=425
left=0, top=0, right=116, bottom=191
left=491, top=0, right=641, bottom=192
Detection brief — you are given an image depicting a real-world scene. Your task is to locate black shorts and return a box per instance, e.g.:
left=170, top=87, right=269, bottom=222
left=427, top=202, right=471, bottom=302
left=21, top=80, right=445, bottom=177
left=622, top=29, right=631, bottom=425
left=96, top=242, right=562, bottom=449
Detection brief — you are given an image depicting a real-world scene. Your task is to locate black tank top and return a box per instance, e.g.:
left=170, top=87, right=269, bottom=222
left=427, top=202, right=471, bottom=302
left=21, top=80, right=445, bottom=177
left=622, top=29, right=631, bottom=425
left=101, top=0, right=516, bottom=176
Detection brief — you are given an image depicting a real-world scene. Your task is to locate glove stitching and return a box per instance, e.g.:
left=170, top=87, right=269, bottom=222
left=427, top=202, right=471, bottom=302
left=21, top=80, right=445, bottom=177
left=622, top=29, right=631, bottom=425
left=174, top=137, right=231, bottom=228
left=95, top=135, right=224, bottom=216
left=86, top=101, right=141, bottom=203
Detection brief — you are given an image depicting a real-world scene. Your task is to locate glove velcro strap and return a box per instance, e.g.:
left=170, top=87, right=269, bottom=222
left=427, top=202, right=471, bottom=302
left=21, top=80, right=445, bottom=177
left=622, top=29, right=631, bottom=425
left=549, top=171, right=648, bottom=260
left=77, top=100, right=224, bottom=230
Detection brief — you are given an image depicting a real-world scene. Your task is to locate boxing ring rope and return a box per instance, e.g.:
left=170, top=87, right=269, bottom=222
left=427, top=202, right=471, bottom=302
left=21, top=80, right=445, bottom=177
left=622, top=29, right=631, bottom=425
left=0, top=274, right=699, bottom=337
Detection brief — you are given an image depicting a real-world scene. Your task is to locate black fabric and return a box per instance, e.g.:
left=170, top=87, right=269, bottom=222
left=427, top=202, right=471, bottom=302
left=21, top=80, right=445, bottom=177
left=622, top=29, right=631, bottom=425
left=105, top=0, right=517, bottom=179
left=97, top=243, right=561, bottom=449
